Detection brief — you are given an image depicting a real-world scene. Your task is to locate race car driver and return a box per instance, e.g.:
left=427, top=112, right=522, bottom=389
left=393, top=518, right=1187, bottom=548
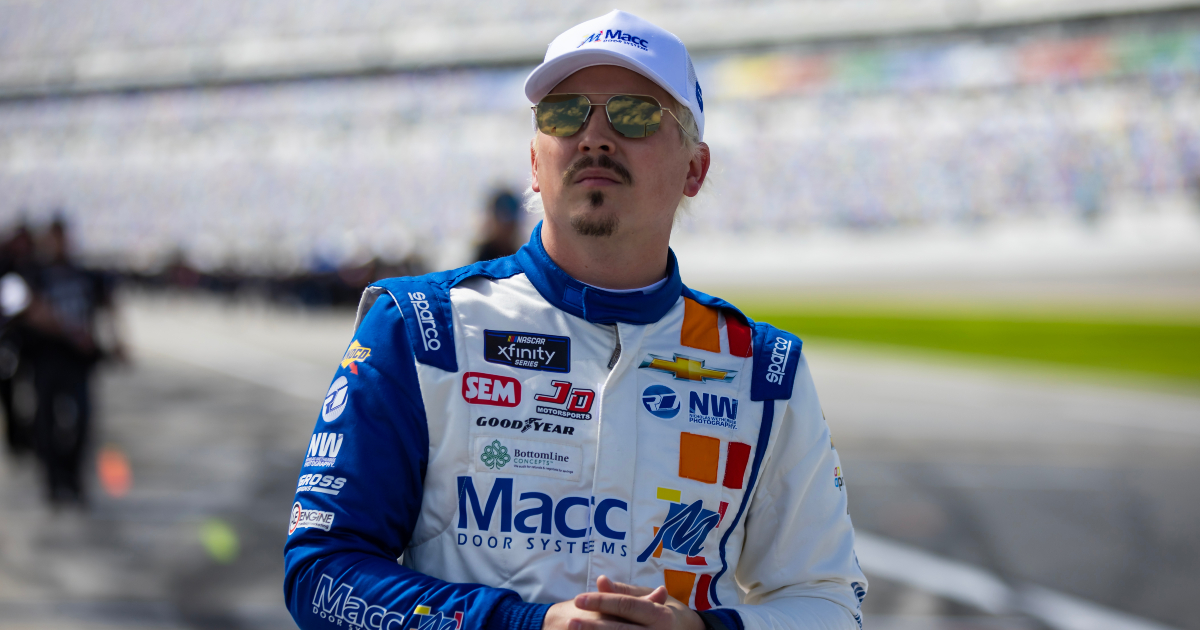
left=284, top=10, right=867, bottom=630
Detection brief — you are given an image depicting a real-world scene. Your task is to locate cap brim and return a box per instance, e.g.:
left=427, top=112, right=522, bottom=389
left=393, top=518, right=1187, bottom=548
left=524, top=48, right=690, bottom=111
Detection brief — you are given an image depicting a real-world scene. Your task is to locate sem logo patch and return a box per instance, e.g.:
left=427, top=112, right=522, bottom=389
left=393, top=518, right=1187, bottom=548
left=340, top=340, right=370, bottom=375
left=322, top=376, right=349, bottom=422
left=639, top=354, right=736, bottom=383
left=462, top=372, right=521, bottom=407
left=695, top=82, right=704, bottom=112
left=480, top=439, right=510, bottom=470
left=641, top=384, right=680, bottom=419
left=484, top=330, right=570, bottom=373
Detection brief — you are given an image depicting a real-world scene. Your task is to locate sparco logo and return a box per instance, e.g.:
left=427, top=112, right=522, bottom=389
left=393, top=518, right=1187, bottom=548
left=311, top=573, right=409, bottom=629
left=765, top=336, right=792, bottom=384
left=484, top=330, right=570, bottom=373
left=305, top=432, right=344, bottom=467
left=407, top=291, right=441, bottom=352
left=475, top=416, right=575, bottom=436
left=534, top=380, right=594, bottom=420
left=577, top=29, right=649, bottom=51
left=462, top=372, right=521, bottom=407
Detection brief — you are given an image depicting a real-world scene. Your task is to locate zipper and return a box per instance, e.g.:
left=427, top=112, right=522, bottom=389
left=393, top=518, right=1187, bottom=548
left=607, top=324, right=622, bottom=370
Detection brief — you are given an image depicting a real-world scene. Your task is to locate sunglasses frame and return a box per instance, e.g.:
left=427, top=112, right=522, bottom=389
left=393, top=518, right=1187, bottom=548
left=532, top=93, right=696, bottom=141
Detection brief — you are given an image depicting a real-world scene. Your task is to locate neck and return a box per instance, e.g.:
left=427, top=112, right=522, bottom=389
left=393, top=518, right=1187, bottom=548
left=540, top=214, right=671, bottom=290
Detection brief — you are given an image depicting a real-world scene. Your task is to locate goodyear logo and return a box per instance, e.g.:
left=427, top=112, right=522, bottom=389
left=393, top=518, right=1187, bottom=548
left=577, top=29, right=649, bottom=51
left=340, top=340, right=371, bottom=374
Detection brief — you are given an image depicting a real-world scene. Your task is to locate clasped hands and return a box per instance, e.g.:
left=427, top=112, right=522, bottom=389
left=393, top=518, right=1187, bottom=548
left=542, top=575, right=705, bottom=630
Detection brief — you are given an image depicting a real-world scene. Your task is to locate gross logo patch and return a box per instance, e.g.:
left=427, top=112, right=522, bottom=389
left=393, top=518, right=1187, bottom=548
left=641, top=384, right=680, bottom=419
left=297, top=473, right=347, bottom=495
left=462, top=372, right=521, bottom=407
left=322, top=376, right=349, bottom=422
left=484, top=330, right=570, bottom=373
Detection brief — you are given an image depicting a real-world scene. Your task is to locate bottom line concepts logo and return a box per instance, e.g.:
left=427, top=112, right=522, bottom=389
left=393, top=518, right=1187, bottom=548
left=312, top=574, right=463, bottom=629
left=481, top=439, right=510, bottom=470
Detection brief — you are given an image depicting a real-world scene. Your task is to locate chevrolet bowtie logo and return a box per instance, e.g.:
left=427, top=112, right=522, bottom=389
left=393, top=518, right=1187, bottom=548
left=639, top=354, right=736, bottom=383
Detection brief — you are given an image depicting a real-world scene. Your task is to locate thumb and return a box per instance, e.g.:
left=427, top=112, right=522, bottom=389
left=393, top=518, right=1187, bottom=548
left=647, top=586, right=669, bottom=605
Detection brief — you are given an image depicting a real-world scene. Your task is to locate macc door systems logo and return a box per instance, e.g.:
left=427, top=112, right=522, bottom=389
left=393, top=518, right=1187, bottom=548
left=577, top=29, right=649, bottom=51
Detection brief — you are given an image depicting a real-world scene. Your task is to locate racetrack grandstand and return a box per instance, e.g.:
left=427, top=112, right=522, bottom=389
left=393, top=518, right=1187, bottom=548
left=2, top=0, right=1200, bottom=278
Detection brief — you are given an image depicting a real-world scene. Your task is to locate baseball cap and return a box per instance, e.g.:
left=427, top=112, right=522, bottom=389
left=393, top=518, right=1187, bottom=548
left=524, top=10, right=705, bottom=141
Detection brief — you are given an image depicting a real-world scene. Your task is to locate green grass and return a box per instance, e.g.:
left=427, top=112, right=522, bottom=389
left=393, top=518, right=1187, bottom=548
left=745, top=309, right=1200, bottom=383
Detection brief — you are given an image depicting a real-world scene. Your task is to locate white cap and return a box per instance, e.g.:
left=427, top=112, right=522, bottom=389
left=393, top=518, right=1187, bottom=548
left=524, top=10, right=705, bottom=141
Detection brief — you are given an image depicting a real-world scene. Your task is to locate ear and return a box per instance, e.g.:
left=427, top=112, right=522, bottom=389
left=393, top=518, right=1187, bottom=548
left=682, top=142, right=711, bottom=198
left=530, top=139, right=542, bottom=193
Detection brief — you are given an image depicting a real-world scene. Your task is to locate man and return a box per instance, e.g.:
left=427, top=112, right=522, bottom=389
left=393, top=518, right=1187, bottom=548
left=285, top=11, right=866, bottom=630
left=21, top=219, right=120, bottom=503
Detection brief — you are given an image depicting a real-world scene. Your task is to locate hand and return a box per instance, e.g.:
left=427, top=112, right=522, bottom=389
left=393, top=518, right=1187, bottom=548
left=543, top=575, right=705, bottom=630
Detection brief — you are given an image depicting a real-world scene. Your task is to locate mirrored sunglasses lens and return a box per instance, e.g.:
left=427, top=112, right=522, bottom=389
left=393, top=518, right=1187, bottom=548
left=536, top=94, right=590, bottom=137
left=606, top=95, right=662, bottom=138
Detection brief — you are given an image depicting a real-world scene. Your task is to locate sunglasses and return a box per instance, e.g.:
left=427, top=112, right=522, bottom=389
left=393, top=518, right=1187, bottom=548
left=533, top=93, right=692, bottom=140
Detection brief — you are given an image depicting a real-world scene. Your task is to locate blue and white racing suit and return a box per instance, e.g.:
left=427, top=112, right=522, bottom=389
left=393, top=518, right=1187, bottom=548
left=284, top=223, right=867, bottom=630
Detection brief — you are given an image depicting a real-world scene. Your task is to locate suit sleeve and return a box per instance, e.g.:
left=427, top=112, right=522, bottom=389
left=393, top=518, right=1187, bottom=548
left=283, top=293, right=549, bottom=630
left=723, top=354, right=868, bottom=630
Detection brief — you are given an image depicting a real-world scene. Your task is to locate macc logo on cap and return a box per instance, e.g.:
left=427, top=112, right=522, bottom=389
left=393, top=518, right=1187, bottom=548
left=525, top=10, right=705, bottom=141
left=577, top=29, right=650, bottom=51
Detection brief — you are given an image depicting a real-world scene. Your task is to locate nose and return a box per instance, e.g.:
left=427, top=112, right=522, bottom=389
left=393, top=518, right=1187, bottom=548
left=576, top=103, right=616, bottom=155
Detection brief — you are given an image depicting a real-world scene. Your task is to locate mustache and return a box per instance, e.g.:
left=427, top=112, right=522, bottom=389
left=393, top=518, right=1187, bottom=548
left=562, top=154, right=634, bottom=186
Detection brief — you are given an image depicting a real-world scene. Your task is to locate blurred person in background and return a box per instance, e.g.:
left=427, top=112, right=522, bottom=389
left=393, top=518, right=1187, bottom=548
left=0, top=222, right=39, bottom=454
left=18, top=217, right=124, bottom=505
left=475, top=189, right=524, bottom=262
left=284, top=11, right=864, bottom=630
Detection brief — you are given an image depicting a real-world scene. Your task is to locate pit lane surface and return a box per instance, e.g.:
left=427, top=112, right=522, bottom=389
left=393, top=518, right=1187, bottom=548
left=0, top=294, right=1194, bottom=629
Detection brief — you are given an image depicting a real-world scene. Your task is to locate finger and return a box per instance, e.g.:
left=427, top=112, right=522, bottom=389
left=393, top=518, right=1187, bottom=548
left=573, top=593, right=667, bottom=626
left=645, top=586, right=668, bottom=605
left=568, top=619, right=643, bottom=630
left=602, top=577, right=655, bottom=597
left=596, top=575, right=615, bottom=593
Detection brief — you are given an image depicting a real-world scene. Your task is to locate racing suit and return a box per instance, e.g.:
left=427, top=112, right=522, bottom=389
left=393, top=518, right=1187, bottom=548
left=284, top=222, right=867, bottom=630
